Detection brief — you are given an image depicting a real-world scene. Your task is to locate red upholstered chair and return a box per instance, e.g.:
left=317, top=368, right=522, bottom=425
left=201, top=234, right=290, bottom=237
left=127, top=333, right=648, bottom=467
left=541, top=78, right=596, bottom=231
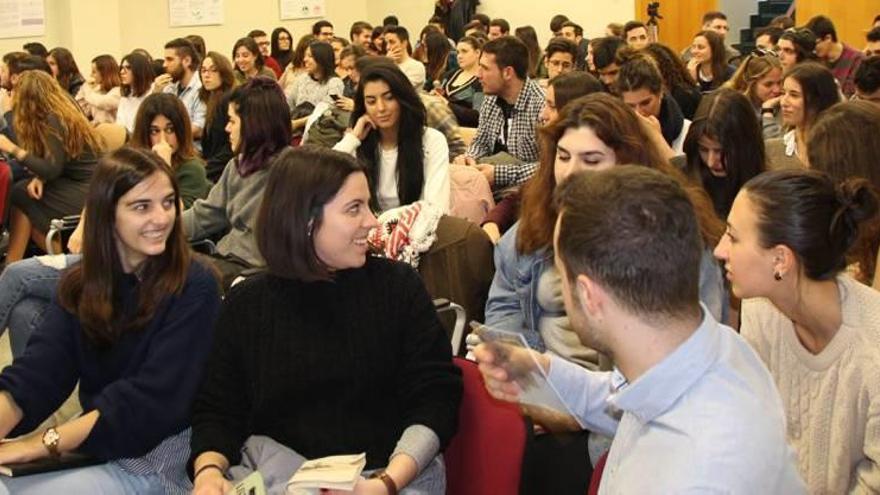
left=445, top=357, right=527, bottom=495
left=587, top=452, right=609, bottom=495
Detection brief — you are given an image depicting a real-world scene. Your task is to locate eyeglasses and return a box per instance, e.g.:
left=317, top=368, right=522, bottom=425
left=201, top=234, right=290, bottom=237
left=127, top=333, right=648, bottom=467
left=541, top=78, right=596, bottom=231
left=257, top=41, right=270, bottom=47
left=199, top=67, right=218, bottom=75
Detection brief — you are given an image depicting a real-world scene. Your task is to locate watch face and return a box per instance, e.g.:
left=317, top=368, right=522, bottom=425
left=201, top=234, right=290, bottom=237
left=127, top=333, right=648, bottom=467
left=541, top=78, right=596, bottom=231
left=43, top=428, right=60, bottom=445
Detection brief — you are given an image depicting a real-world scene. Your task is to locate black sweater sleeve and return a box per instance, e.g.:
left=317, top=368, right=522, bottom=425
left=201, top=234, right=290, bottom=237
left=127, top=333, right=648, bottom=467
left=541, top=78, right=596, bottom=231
left=392, top=263, right=463, bottom=450
left=189, top=281, right=253, bottom=470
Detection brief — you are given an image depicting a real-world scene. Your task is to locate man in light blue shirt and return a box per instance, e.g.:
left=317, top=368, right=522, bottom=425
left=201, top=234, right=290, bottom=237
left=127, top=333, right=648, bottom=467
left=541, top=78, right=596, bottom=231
left=155, top=38, right=206, bottom=144
left=476, top=166, right=805, bottom=494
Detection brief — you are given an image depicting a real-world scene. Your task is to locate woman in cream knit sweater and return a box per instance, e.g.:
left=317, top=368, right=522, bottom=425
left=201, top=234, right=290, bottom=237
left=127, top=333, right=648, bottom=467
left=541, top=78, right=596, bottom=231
left=714, top=169, right=880, bottom=494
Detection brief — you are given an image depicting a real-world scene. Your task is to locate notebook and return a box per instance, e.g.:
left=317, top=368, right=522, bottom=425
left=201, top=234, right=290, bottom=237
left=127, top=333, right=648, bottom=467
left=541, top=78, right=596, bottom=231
left=0, top=452, right=103, bottom=477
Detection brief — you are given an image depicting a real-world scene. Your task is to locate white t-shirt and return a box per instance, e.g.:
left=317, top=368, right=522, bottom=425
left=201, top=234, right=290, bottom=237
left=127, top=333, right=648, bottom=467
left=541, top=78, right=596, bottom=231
left=333, top=127, right=450, bottom=213
left=397, top=58, right=426, bottom=89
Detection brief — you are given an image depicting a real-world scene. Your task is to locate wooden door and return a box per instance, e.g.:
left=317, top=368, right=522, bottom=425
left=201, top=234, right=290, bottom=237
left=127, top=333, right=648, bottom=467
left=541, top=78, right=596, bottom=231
left=796, top=0, right=876, bottom=49
left=634, top=0, right=719, bottom=53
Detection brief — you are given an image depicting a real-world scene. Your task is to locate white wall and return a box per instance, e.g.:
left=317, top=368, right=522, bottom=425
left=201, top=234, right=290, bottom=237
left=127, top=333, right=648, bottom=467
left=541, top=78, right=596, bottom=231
left=0, top=0, right=70, bottom=60
left=476, top=0, right=636, bottom=45
left=0, top=0, right=369, bottom=72
left=1, top=0, right=635, bottom=70
left=719, top=0, right=759, bottom=45
left=366, top=0, right=637, bottom=46
left=118, top=0, right=369, bottom=61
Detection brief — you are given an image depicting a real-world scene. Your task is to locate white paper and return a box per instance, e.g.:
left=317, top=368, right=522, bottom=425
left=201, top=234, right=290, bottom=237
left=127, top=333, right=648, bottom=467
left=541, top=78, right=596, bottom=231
left=0, top=0, right=45, bottom=39
left=168, top=0, right=223, bottom=27
left=279, top=0, right=325, bottom=20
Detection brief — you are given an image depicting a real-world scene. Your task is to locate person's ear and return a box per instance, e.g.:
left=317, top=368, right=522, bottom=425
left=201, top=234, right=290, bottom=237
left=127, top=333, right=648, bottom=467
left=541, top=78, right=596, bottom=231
left=575, top=273, right=605, bottom=320
left=771, top=244, right=797, bottom=280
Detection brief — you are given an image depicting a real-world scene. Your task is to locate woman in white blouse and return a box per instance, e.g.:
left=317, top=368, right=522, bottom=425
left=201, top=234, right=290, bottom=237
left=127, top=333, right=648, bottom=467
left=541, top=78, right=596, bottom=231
left=76, top=54, right=122, bottom=124
left=115, top=52, right=155, bottom=133
left=333, top=62, right=449, bottom=213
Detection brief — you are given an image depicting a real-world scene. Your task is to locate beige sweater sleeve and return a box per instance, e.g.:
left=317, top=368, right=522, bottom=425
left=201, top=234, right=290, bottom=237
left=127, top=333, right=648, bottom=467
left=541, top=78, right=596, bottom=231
left=851, top=395, right=880, bottom=493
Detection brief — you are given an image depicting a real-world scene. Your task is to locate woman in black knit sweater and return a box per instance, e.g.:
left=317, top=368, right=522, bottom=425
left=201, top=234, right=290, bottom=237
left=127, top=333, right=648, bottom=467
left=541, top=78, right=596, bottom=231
left=190, top=145, right=462, bottom=495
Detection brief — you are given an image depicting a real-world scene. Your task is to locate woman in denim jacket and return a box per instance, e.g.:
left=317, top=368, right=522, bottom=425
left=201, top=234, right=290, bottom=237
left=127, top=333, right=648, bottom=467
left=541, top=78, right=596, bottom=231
left=485, top=94, right=726, bottom=370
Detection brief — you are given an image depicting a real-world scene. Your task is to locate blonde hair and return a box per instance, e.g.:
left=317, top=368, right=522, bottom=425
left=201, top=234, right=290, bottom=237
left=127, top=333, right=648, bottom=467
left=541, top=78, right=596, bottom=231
left=12, top=71, right=101, bottom=161
left=724, top=52, right=782, bottom=107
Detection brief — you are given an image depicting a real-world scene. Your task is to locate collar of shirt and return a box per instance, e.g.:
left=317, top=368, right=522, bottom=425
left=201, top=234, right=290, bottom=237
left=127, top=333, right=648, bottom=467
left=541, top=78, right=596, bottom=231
left=606, top=305, right=720, bottom=424
left=493, top=79, right=543, bottom=114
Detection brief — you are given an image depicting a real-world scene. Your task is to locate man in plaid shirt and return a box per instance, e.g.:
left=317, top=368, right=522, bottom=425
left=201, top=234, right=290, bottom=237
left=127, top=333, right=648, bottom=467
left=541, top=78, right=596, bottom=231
left=453, top=36, right=545, bottom=191
left=805, top=15, right=865, bottom=98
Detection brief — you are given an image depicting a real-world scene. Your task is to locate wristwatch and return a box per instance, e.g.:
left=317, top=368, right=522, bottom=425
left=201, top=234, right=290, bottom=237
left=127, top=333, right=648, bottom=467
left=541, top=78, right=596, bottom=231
left=41, top=427, right=61, bottom=457
left=369, top=470, right=398, bottom=495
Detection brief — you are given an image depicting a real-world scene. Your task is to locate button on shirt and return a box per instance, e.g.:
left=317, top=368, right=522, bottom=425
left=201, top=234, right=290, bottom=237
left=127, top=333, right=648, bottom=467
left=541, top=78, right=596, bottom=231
left=547, top=307, right=806, bottom=494
left=163, top=74, right=206, bottom=131
left=467, top=79, right=544, bottom=189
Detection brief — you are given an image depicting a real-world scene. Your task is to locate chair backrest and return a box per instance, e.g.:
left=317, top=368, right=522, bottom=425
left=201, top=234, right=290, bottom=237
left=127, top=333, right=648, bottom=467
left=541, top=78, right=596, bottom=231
left=418, top=215, right=494, bottom=324
left=449, top=164, right=495, bottom=225
left=459, top=127, right=478, bottom=147
left=446, top=357, right=526, bottom=495
left=94, top=123, right=128, bottom=152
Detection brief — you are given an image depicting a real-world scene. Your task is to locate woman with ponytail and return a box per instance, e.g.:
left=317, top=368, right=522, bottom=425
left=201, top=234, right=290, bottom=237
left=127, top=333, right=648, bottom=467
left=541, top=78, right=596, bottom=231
left=714, top=168, right=880, bottom=494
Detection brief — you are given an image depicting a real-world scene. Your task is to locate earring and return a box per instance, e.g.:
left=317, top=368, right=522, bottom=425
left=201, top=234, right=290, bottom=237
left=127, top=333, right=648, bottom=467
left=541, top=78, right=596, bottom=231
left=774, top=272, right=782, bottom=281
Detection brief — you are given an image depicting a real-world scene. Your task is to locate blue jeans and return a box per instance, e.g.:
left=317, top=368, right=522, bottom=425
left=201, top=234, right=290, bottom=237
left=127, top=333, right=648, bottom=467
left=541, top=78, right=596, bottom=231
left=0, top=255, right=75, bottom=357
left=0, top=461, right=164, bottom=494
left=229, top=435, right=447, bottom=495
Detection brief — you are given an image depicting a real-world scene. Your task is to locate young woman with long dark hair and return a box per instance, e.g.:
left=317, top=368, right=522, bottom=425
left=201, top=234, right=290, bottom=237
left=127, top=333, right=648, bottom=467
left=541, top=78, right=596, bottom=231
left=681, top=89, right=766, bottom=218
left=486, top=93, right=724, bottom=369
left=190, top=146, right=460, bottom=495
left=116, top=52, right=155, bottom=132
left=232, top=37, right=276, bottom=84
left=715, top=169, right=880, bottom=494
left=270, top=27, right=294, bottom=70
left=0, top=147, right=221, bottom=494
left=182, top=78, right=292, bottom=288
left=130, top=93, right=210, bottom=207
left=47, top=47, right=85, bottom=96
left=687, top=30, right=734, bottom=92
left=197, top=51, right=237, bottom=182
left=333, top=63, right=450, bottom=213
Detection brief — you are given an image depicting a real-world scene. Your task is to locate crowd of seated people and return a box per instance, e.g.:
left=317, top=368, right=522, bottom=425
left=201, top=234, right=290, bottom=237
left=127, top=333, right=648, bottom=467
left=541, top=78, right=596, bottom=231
left=0, top=7, right=877, bottom=495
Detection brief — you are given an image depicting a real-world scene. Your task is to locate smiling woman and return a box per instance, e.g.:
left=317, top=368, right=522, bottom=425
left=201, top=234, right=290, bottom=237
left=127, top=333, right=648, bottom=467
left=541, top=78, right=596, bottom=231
left=189, top=145, right=461, bottom=495
left=0, top=147, right=221, bottom=494
left=486, top=93, right=725, bottom=373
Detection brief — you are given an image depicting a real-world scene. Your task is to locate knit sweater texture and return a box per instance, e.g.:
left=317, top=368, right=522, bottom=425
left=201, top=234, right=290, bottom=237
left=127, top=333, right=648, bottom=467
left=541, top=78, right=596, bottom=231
left=190, top=257, right=462, bottom=470
left=740, top=275, right=880, bottom=494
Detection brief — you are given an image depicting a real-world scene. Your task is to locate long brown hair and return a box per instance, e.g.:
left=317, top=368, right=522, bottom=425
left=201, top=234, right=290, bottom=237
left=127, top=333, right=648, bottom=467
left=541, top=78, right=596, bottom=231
left=517, top=93, right=723, bottom=254
left=92, top=54, right=121, bottom=93
left=695, top=30, right=728, bottom=89
left=12, top=71, right=101, bottom=161
left=808, top=101, right=880, bottom=282
left=59, top=147, right=191, bottom=347
left=130, top=93, right=198, bottom=169
left=198, top=51, right=237, bottom=128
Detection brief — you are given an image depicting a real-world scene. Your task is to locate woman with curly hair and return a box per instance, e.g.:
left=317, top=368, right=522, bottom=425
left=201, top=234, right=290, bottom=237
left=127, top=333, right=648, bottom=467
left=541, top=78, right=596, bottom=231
left=642, top=43, right=702, bottom=119
left=0, top=71, right=101, bottom=261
